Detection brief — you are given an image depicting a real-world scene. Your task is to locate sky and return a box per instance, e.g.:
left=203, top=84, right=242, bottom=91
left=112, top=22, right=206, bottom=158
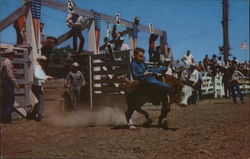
left=0, top=0, right=249, bottom=62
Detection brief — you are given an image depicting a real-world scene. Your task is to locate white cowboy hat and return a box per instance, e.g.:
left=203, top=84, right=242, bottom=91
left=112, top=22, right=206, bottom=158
left=37, top=55, right=47, bottom=61
left=72, top=62, right=79, bottom=67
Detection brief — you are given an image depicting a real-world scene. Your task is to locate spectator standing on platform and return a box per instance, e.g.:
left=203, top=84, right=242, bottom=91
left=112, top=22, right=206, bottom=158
left=0, top=47, right=20, bottom=123
left=182, top=50, right=195, bottom=67
left=65, top=62, right=85, bottom=110
left=188, top=64, right=200, bottom=104
left=66, top=12, right=86, bottom=53
left=231, top=57, right=238, bottom=67
left=30, top=56, right=54, bottom=121
left=40, top=22, right=46, bottom=43
left=148, top=34, right=158, bottom=62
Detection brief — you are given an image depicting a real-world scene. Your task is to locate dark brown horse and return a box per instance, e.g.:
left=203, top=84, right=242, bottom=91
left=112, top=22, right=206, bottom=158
left=120, top=74, right=183, bottom=129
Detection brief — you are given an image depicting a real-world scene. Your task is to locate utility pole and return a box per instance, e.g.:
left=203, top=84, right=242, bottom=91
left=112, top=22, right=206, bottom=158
left=221, top=0, right=230, bottom=61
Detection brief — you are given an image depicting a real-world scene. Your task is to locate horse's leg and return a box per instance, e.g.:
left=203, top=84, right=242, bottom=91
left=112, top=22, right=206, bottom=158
left=158, top=99, right=171, bottom=126
left=125, top=105, right=136, bottom=129
left=135, top=104, right=152, bottom=125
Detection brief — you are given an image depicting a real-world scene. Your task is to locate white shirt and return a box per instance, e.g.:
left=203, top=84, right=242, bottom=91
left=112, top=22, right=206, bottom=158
left=189, top=69, right=199, bottom=84
left=183, top=54, right=194, bottom=66
left=120, top=44, right=130, bottom=51
left=217, top=60, right=225, bottom=67
left=33, top=64, right=49, bottom=86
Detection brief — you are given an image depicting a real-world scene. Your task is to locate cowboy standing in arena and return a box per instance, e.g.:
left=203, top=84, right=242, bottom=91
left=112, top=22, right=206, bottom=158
left=0, top=47, right=20, bottom=123
left=29, top=56, right=54, bottom=121
left=65, top=62, right=85, bottom=110
left=230, top=66, right=244, bottom=104
left=187, top=64, right=201, bottom=103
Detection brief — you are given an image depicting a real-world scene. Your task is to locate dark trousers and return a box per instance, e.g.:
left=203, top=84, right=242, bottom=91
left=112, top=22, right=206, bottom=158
left=1, top=81, right=15, bottom=122
left=72, top=27, right=84, bottom=52
left=31, top=85, right=45, bottom=118
left=223, top=81, right=231, bottom=98
left=231, top=82, right=243, bottom=103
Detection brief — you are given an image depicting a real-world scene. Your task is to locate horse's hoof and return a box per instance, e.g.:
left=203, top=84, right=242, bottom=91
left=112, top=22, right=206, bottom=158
left=145, top=119, right=153, bottom=126
left=129, top=125, right=136, bottom=129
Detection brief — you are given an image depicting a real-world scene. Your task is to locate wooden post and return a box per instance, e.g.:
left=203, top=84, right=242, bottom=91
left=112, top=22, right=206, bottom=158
left=89, top=55, right=93, bottom=110
left=160, top=31, right=169, bottom=60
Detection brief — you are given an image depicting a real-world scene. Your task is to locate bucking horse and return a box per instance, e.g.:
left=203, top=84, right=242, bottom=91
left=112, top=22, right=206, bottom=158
left=120, top=74, right=185, bottom=129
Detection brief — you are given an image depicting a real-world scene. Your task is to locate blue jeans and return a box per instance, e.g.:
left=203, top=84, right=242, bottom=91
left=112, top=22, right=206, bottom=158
left=1, top=81, right=15, bottom=122
left=231, top=82, right=243, bottom=103
left=70, top=86, right=81, bottom=109
left=31, top=85, right=45, bottom=117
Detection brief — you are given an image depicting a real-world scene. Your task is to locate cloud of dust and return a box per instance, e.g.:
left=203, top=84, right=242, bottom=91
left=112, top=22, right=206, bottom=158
left=46, top=106, right=127, bottom=127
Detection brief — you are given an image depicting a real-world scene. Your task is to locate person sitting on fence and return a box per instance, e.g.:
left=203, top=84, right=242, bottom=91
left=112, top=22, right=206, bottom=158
left=203, top=54, right=210, bottom=71
left=0, top=47, right=20, bottom=123
left=182, top=50, right=195, bottom=67
left=29, top=56, right=54, bottom=122
left=130, top=48, right=170, bottom=103
left=66, top=12, right=87, bottom=53
left=229, top=66, right=244, bottom=104
left=65, top=62, right=85, bottom=110
left=197, top=61, right=204, bottom=72
left=100, top=37, right=115, bottom=61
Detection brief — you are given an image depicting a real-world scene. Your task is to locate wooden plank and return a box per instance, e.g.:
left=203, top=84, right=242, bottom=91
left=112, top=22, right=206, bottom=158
left=0, top=5, right=28, bottom=31
left=92, top=69, right=130, bottom=75
left=92, top=61, right=129, bottom=67
left=93, top=86, right=122, bottom=92
left=41, top=0, right=164, bottom=35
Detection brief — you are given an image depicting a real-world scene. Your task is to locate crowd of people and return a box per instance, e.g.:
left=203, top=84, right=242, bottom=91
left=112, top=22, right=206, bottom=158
left=150, top=48, right=249, bottom=105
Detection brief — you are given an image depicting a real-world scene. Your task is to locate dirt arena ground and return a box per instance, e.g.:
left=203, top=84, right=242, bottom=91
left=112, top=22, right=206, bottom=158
left=1, top=96, right=249, bottom=159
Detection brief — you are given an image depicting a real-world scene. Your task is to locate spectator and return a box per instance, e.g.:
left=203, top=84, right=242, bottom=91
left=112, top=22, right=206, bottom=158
left=41, top=36, right=58, bottom=60
left=13, top=16, right=26, bottom=44
left=197, top=61, right=204, bottom=72
left=217, top=56, right=224, bottom=67
left=203, top=54, right=210, bottom=71
left=66, top=12, right=86, bottom=53
left=210, top=54, right=217, bottom=77
left=148, top=34, right=158, bottom=62
left=231, top=57, right=238, bottom=67
left=182, top=50, right=195, bottom=67
left=30, top=56, right=54, bottom=121
left=132, top=17, right=140, bottom=49
left=0, top=47, right=20, bottom=123
left=99, top=37, right=115, bottom=61
left=40, top=22, right=46, bottom=43
left=65, top=62, right=85, bottom=110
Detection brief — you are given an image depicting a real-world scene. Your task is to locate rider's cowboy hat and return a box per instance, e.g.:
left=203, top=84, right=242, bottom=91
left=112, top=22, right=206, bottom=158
left=37, top=55, right=47, bottom=61
left=72, top=62, right=80, bottom=67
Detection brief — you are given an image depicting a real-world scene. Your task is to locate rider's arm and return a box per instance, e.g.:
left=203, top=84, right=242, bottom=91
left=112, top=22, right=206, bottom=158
left=130, top=62, right=148, bottom=80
